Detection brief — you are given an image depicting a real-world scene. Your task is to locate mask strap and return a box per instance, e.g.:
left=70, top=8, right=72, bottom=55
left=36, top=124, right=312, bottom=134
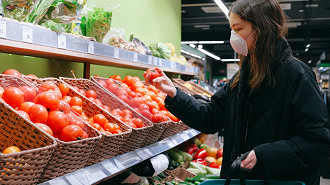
left=246, top=30, right=256, bottom=41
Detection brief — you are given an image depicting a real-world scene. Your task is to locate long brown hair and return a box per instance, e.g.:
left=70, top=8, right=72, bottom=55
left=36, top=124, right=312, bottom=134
left=230, top=0, right=288, bottom=91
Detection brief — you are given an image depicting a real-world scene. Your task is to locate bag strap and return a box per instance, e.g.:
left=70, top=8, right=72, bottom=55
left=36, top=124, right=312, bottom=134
left=224, top=151, right=250, bottom=185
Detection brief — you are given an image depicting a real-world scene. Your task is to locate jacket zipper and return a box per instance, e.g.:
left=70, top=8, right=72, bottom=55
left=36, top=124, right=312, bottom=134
left=243, top=100, right=254, bottom=150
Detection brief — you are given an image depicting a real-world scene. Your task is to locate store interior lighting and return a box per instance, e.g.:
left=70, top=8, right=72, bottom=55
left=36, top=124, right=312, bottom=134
left=214, top=0, right=229, bottom=19
left=221, top=59, right=240, bottom=62
left=198, top=48, right=221, bottom=61
left=181, top=41, right=224, bottom=45
left=180, top=49, right=205, bottom=60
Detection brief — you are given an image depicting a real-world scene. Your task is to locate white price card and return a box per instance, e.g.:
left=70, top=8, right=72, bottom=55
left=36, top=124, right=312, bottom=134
left=0, top=21, right=7, bottom=38
left=22, top=26, right=33, bottom=43
left=167, top=140, right=175, bottom=148
left=180, top=133, right=190, bottom=141
left=133, top=53, right=138, bottom=62
left=153, top=57, right=158, bottom=66
left=136, top=148, right=153, bottom=160
left=88, top=41, right=94, bottom=54
left=114, top=48, right=119, bottom=58
left=171, top=138, right=179, bottom=146
left=171, top=61, right=176, bottom=69
left=158, top=59, right=163, bottom=67
left=101, top=161, right=120, bottom=175
left=148, top=56, right=153, bottom=65
left=58, top=34, right=66, bottom=49
left=190, top=129, right=199, bottom=136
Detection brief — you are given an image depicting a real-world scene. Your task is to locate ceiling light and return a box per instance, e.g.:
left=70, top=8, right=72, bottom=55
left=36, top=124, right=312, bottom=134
left=198, top=45, right=203, bottom=49
left=306, top=44, right=310, bottom=48
left=181, top=41, right=199, bottom=44
left=221, top=59, right=240, bottom=62
left=180, top=49, right=204, bottom=60
left=189, top=44, right=196, bottom=48
left=214, top=0, right=229, bottom=19
left=198, top=48, right=221, bottom=60
left=194, top=25, right=210, bottom=28
left=199, top=41, right=224, bottom=44
left=299, top=9, right=304, bottom=13
left=308, top=60, right=312, bottom=64
left=305, top=48, right=309, bottom=52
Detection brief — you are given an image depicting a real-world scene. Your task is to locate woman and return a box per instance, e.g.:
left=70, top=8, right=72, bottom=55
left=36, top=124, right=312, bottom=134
left=145, top=0, right=330, bottom=184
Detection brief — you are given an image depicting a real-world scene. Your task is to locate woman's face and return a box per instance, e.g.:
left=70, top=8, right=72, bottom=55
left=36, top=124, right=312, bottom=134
left=229, top=13, right=256, bottom=52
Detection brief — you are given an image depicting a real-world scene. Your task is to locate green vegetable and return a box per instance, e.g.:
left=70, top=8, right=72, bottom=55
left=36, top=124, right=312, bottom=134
left=194, top=138, right=202, bottom=147
left=137, top=177, right=150, bottom=185
left=3, top=0, right=36, bottom=21
left=189, top=162, right=206, bottom=171
left=81, top=7, right=112, bottom=42
left=27, top=0, right=55, bottom=24
left=165, top=182, right=174, bottom=185
left=167, top=150, right=184, bottom=163
left=149, top=42, right=171, bottom=59
left=158, top=172, right=167, bottom=179
left=199, top=174, right=220, bottom=179
left=40, top=20, right=71, bottom=32
left=205, top=166, right=220, bottom=175
left=152, top=176, right=162, bottom=181
left=172, top=148, right=193, bottom=161
left=200, top=144, right=208, bottom=150
left=187, top=167, right=207, bottom=175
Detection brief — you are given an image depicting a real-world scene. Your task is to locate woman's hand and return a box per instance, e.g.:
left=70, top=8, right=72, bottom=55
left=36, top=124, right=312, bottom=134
left=144, top=67, right=177, bottom=97
left=241, top=150, right=257, bottom=171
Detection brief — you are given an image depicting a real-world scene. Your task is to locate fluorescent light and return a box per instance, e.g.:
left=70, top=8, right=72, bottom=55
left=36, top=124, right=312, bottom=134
left=305, top=48, right=309, bottom=52
left=221, top=59, right=240, bottom=62
left=214, top=0, right=229, bottom=19
left=198, top=45, right=203, bottom=49
left=198, top=48, right=221, bottom=60
left=181, top=41, right=199, bottom=44
left=199, top=41, right=224, bottom=44
left=181, top=49, right=204, bottom=60
left=308, top=60, right=312, bottom=64
left=306, top=44, right=310, bottom=48
left=189, top=44, right=196, bottom=48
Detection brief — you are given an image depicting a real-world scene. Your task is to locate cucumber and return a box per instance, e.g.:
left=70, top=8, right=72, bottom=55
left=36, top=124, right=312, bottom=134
left=158, top=172, right=167, bottom=179
left=165, top=182, right=174, bottom=185
left=167, top=150, right=184, bottom=163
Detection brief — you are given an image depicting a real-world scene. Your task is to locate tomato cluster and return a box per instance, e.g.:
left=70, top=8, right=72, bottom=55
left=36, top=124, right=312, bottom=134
left=98, top=75, right=180, bottom=123
left=143, top=68, right=160, bottom=82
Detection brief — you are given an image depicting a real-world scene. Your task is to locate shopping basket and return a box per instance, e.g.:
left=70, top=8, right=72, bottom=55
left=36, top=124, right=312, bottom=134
left=200, top=152, right=305, bottom=185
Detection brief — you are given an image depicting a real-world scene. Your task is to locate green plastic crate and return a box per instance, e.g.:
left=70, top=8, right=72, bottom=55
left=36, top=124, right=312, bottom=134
left=199, top=179, right=305, bottom=185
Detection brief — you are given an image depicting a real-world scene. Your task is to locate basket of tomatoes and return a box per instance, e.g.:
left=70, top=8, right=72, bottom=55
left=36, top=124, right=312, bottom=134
left=0, top=75, right=59, bottom=184
left=92, top=75, right=171, bottom=148
left=23, top=76, right=132, bottom=166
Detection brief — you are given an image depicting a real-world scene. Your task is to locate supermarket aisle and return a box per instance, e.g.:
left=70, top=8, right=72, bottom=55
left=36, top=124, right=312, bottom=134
left=321, top=177, right=330, bottom=185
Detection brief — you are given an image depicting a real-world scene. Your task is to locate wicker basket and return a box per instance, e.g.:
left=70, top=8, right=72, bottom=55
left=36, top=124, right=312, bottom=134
left=23, top=76, right=132, bottom=166
left=159, top=121, right=190, bottom=141
left=170, top=167, right=196, bottom=180
left=0, top=75, right=57, bottom=184
left=187, top=81, right=213, bottom=96
left=91, top=76, right=168, bottom=150
left=172, top=80, right=197, bottom=95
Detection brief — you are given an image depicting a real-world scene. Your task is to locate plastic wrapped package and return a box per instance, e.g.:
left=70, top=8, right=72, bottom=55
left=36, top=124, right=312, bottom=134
left=2, top=0, right=36, bottom=21
left=27, top=0, right=55, bottom=24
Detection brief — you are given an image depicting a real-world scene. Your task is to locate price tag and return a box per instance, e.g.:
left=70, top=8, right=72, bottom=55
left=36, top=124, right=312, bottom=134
left=65, top=174, right=83, bottom=185
left=73, top=169, right=92, bottom=185
left=114, top=48, right=119, bottom=58
left=133, top=53, right=138, bottom=62
left=180, top=133, right=190, bottom=141
left=58, top=34, right=66, bottom=49
left=88, top=41, right=94, bottom=54
left=171, top=138, right=179, bottom=146
left=101, top=161, right=120, bottom=175
left=148, top=56, right=153, bottom=65
left=167, top=140, right=175, bottom=148
left=90, top=170, right=107, bottom=182
left=153, top=57, right=158, bottom=66
left=171, top=61, right=176, bottom=69
left=0, top=21, right=7, bottom=38
left=190, top=129, right=199, bottom=136
left=136, top=148, right=153, bottom=160
left=22, top=26, right=33, bottom=43
left=49, top=178, right=68, bottom=185
left=158, top=59, right=163, bottom=67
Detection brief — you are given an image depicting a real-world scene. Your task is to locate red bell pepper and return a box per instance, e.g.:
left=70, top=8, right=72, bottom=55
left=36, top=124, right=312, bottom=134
left=192, top=158, right=207, bottom=165
left=193, top=149, right=207, bottom=159
left=209, top=162, right=220, bottom=169
left=184, top=144, right=198, bottom=155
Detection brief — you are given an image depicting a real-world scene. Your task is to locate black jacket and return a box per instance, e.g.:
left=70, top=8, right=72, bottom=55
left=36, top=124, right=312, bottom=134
left=165, top=38, right=330, bottom=185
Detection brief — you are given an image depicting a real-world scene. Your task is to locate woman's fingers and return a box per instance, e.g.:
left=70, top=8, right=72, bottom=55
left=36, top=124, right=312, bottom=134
left=241, top=150, right=257, bottom=170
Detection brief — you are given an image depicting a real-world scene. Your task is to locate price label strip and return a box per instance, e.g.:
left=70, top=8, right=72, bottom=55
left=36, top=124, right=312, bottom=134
left=171, top=137, right=179, bottom=146
left=58, top=34, right=66, bottom=49
left=0, top=20, right=7, bottom=38
left=73, top=169, right=92, bottom=185
left=65, top=174, right=83, bottom=185
left=101, top=160, right=120, bottom=175
left=114, top=48, right=119, bottom=58
left=171, top=61, right=176, bottom=69
left=89, top=170, right=107, bottom=183
left=158, top=59, right=163, bottom=67
left=22, top=26, right=33, bottom=43
left=88, top=41, right=94, bottom=54
left=180, top=133, right=190, bottom=141
left=190, top=129, right=199, bottom=136
left=153, top=57, right=158, bottom=66
left=133, top=53, right=138, bottom=62
left=48, top=178, right=69, bottom=185
left=148, top=56, right=153, bottom=65
left=114, top=152, right=141, bottom=169
left=135, top=148, right=153, bottom=160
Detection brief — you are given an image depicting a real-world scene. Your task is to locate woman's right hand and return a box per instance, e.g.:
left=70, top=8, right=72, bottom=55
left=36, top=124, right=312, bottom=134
left=144, top=67, right=177, bottom=98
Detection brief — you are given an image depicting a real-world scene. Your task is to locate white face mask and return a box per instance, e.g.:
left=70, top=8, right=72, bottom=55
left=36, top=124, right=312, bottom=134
left=230, top=30, right=255, bottom=56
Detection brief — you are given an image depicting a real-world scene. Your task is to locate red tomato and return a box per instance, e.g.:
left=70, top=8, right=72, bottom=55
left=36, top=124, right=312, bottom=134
left=35, top=123, right=53, bottom=136
left=107, top=83, right=119, bottom=94
left=146, top=85, right=158, bottom=93
left=102, top=105, right=111, bottom=112
left=0, top=86, right=4, bottom=98
left=115, top=88, right=128, bottom=97
left=139, top=109, right=152, bottom=121
left=66, top=112, right=85, bottom=130
left=58, top=83, right=69, bottom=97
left=60, top=125, right=84, bottom=142
left=128, top=97, right=145, bottom=108
left=152, top=113, right=166, bottom=123
left=62, top=96, right=72, bottom=104
left=112, top=129, right=123, bottom=134
left=98, top=80, right=107, bottom=88
left=56, top=101, right=71, bottom=114
left=47, top=111, right=69, bottom=134
left=151, top=108, right=159, bottom=114
left=90, top=122, right=102, bottom=131
left=106, top=78, right=115, bottom=86
left=19, top=86, right=37, bottom=102
left=127, top=89, right=136, bottom=98
left=71, top=86, right=80, bottom=92
left=163, top=111, right=180, bottom=122
left=154, top=96, right=164, bottom=104
left=78, top=89, right=86, bottom=96
left=104, top=122, right=116, bottom=133
left=126, top=122, right=137, bottom=128
left=34, top=91, right=60, bottom=111
left=82, top=131, right=88, bottom=139
left=122, top=109, right=132, bottom=117
left=2, top=87, right=24, bottom=108
left=17, top=110, right=30, bottom=120
left=111, top=108, right=123, bottom=116
left=19, top=102, right=35, bottom=114
left=3, top=69, right=21, bottom=77
left=86, top=90, right=97, bottom=99
left=118, top=94, right=129, bottom=104
left=139, top=103, right=150, bottom=111
left=134, top=87, right=147, bottom=95
left=132, top=118, right=143, bottom=128
left=144, top=95, right=152, bottom=102
left=110, top=75, right=121, bottom=81
left=26, top=74, right=38, bottom=78
left=93, top=114, right=108, bottom=127
left=146, top=101, right=159, bottom=111
left=94, top=98, right=103, bottom=106
left=143, top=68, right=160, bottom=82
left=2, top=146, right=20, bottom=154
left=158, top=101, right=166, bottom=110
left=131, top=82, right=144, bottom=91
left=216, top=148, right=223, bottom=158
left=30, top=104, right=48, bottom=123
left=39, top=81, right=58, bottom=93
left=71, top=105, right=83, bottom=115
left=135, top=93, right=143, bottom=97
left=145, top=91, right=156, bottom=101
left=70, top=96, right=83, bottom=107
left=122, top=75, right=133, bottom=86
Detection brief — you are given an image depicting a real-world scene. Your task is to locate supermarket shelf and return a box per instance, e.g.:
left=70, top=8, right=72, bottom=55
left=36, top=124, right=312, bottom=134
left=39, top=128, right=200, bottom=185
left=0, top=18, right=198, bottom=78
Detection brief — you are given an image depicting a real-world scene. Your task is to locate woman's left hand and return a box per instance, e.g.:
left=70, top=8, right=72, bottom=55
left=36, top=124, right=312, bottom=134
left=241, top=150, right=257, bottom=171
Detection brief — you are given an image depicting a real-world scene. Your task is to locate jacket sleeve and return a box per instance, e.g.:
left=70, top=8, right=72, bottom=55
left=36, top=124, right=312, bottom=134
left=164, top=83, right=229, bottom=134
left=253, top=67, right=330, bottom=177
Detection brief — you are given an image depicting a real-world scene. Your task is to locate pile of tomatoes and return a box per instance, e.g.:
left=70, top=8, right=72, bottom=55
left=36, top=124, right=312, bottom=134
left=96, top=73, right=180, bottom=123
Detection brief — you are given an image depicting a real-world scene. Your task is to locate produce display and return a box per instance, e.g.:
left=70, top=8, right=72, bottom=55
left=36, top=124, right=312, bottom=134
left=2, top=0, right=36, bottom=21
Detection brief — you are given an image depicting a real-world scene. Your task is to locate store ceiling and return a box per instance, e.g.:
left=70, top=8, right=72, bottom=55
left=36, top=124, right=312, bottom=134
left=181, top=0, right=330, bottom=65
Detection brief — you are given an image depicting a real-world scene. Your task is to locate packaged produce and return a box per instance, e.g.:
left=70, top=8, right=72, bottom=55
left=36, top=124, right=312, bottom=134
left=2, top=0, right=36, bottom=21
left=27, top=0, right=55, bottom=24
left=149, top=42, right=172, bottom=59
